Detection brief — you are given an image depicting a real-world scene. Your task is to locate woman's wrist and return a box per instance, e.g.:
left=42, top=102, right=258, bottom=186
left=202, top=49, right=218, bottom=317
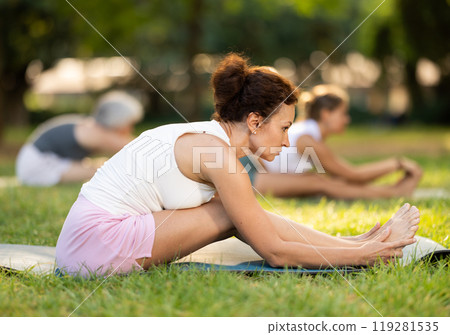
left=341, top=246, right=366, bottom=266
left=355, top=245, right=367, bottom=266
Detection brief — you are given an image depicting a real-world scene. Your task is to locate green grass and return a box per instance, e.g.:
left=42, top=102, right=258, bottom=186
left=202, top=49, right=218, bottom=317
left=0, top=261, right=448, bottom=316
left=0, top=125, right=449, bottom=316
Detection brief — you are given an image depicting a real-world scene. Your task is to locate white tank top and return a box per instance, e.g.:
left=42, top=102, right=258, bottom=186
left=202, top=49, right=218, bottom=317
left=263, top=119, right=322, bottom=174
left=80, top=120, right=230, bottom=215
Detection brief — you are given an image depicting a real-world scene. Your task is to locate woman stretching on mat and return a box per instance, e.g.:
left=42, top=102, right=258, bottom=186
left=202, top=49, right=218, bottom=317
left=56, top=54, right=420, bottom=277
left=250, top=84, right=422, bottom=199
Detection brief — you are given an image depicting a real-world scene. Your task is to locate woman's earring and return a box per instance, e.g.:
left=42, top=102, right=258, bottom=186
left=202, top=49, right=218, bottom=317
left=252, top=130, right=257, bottom=135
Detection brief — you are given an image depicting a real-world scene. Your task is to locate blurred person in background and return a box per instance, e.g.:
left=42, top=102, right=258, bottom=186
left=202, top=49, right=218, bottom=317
left=245, top=84, right=422, bottom=199
left=16, top=91, right=144, bottom=186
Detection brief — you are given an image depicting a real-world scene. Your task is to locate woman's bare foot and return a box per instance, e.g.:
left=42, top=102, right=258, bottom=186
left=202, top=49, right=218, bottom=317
left=381, top=203, right=420, bottom=242
left=342, top=203, right=419, bottom=244
left=394, top=170, right=422, bottom=197
left=388, top=157, right=423, bottom=197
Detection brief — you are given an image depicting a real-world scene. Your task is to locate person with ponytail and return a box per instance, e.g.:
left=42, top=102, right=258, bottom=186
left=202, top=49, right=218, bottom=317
left=252, top=84, right=422, bottom=199
left=55, top=54, right=420, bottom=277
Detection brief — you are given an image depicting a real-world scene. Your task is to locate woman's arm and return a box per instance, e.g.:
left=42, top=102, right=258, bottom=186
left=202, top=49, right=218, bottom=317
left=207, top=150, right=411, bottom=267
left=76, top=122, right=134, bottom=154
left=177, top=134, right=410, bottom=267
left=259, top=237, right=409, bottom=268
left=296, top=135, right=399, bottom=184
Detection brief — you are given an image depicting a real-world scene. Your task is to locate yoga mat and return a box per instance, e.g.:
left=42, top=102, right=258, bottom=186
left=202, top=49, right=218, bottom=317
left=172, top=261, right=365, bottom=274
left=0, top=236, right=448, bottom=275
left=173, top=236, right=449, bottom=274
left=173, top=238, right=365, bottom=274
left=399, top=235, right=449, bottom=265
left=413, top=188, right=450, bottom=199
left=0, top=244, right=56, bottom=274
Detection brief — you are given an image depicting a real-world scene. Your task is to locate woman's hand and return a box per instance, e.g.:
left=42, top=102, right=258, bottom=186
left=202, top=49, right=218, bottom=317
left=358, top=228, right=416, bottom=265
left=340, top=222, right=381, bottom=241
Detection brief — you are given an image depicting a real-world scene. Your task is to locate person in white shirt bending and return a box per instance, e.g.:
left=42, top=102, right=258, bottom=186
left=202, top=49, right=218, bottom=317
left=16, top=91, right=143, bottom=186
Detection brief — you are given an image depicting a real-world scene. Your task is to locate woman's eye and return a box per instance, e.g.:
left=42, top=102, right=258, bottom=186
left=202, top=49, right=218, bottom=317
left=283, top=127, right=289, bottom=132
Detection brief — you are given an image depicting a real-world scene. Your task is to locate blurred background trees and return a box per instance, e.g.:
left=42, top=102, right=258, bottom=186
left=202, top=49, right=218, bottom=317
left=0, top=0, right=449, bottom=142
left=0, top=1, right=75, bottom=138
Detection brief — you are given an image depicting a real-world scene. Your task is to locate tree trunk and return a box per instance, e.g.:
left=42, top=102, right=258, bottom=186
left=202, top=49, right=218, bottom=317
left=186, top=0, right=203, bottom=121
left=0, top=68, right=29, bottom=142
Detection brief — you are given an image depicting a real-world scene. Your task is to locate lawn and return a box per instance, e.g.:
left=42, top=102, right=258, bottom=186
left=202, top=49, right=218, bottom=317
left=0, top=125, right=449, bottom=317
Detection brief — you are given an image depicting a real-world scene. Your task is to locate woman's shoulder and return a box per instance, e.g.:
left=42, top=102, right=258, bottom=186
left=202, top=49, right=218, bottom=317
left=291, top=119, right=321, bottom=141
left=139, top=120, right=230, bottom=145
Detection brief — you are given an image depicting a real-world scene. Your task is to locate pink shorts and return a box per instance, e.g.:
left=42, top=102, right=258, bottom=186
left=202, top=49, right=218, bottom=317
left=56, top=194, right=155, bottom=277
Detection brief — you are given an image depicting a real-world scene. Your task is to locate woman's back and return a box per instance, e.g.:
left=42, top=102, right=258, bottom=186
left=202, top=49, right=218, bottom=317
left=80, top=120, right=230, bottom=215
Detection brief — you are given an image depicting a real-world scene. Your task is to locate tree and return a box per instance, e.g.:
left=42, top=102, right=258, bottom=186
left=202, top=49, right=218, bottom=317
left=0, top=0, right=76, bottom=140
left=1, top=0, right=448, bottom=143
left=0, top=0, right=367, bottom=139
left=396, top=0, right=450, bottom=123
left=354, top=0, right=450, bottom=123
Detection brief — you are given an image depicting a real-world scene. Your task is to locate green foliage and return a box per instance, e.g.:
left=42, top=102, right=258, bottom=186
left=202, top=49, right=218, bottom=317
left=397, top=0, right=450, bottom=62
left=0, top=0, right=75, bottom=70
left=1, top=0, right=449, bottom=127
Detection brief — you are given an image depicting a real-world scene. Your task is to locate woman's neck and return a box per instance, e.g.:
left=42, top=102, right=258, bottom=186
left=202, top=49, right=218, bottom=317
left=219, top=121, right=250, bottom=158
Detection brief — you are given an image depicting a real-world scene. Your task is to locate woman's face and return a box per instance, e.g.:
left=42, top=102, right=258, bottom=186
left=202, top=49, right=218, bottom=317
left=321, top=103, right=350, bottom=134
left=249, top=103, right=295, bottom=161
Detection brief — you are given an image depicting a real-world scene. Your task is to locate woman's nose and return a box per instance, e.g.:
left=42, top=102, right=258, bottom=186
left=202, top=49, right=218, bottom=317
left=282, top=134, right=290, bottom=147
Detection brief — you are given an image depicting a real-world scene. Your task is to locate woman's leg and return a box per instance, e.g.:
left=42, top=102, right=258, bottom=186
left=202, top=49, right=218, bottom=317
left=138, top=195, right=418, bottom=269
left=261, top=210, right=366, bottom=248
left=263, top=202, right=418, bottom=246
left=254, top=172, right=419, bottom=199
left=136, top=199, right=416, bottom=269
left=254, top=172, right=328, bottom=197
left=138, top=195, right=364, bottom=270
left=138, top=197, right=236, bottom=269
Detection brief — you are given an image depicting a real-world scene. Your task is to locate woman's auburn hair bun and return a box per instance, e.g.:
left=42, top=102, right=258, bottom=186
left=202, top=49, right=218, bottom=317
left=211, top=52, right=299, bottom=122
left=211, top=53, right=249, bottom=106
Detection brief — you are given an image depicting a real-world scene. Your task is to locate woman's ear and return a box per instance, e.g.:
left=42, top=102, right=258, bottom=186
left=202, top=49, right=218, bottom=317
left=246, top=112, right=263, bottom=134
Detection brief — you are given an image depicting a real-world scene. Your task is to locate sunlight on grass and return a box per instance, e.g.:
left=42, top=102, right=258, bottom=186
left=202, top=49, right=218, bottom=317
left=0, top=125, right=448, bottom=316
